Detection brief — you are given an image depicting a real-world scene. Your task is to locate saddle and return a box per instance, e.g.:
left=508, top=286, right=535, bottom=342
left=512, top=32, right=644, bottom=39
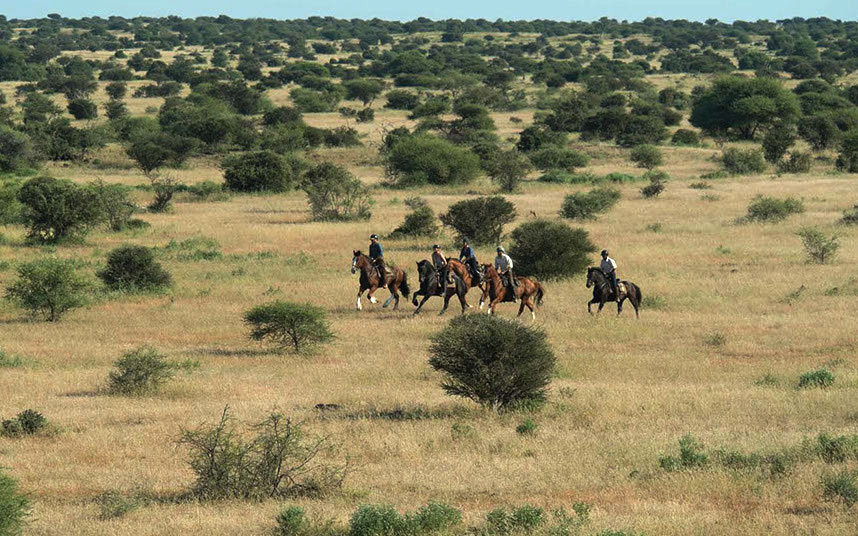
left=617, top=281, right=627, bottom=295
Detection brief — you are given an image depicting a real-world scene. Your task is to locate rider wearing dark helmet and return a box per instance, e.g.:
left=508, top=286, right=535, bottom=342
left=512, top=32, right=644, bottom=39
left=600, top=249, right=619, bottom=302
left=432, top=244, right=448, bottom=290
left=459, top=237, right=481, bottom=284
left=369, top=234, right=386, bottom=288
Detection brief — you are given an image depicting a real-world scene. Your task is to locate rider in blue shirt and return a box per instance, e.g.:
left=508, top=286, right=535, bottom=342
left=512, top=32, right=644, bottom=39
left=459, top=238, right=481, bottom=283
left=369, top=234, right=386, bottom=288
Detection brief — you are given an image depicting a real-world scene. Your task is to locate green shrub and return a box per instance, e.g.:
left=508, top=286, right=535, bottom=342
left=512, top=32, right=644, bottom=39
left=659, top=434, right=709, bottom=471
left=107, top=346, right=176, bottom=395
left=485, top=505, right=546, bottom=535
left=389, top=197, right=438, bottom=238
left=841, top=205, right=858, bottom=225
left=67, top=98, right=98, bottom=120
left=629, top=144, right=663, bottom=169
left=429, top=315, right=556, bottom=411
left=349, top=505, right=405, bottom=536
left=223, top=151, right=297, bottom=193
left=640, top=170, right=668, bottom=199
left=95, top=491, right=146, bottom=521
left=0, top=468, right=29, bottom=535
left=439, top=196, right=516, bottom=246
left=323, top=126, right=362, bottom=147
left=88, top=180, right=135, bottom=231
left=516, top=418, right=537, bottom=435
left=17, top=176, right=103, bottom=242
left=796, top=227, right=839, bottom=264
left=835, top=129, right=858, bottom=172
left=508, top=219, right=596, bottom=279
left=527, top=146, right=589, bottom=172
left=356, top=108, right=374, bottom=123
left=1, top=409, right=47, bottom=438
left=244, top=301, right=334, bottom=353
left=822, top=470, right=858, bottom=507
left=815, top=434, right=858, bottom=463
left=274, top=506, right=311, bottom=536
left=98, top=245, right=172, bottom=291
left=671, top=129, right=700, bottom=146
left=762, top=123, right=796, bottom=164
left=385, top=135, right=481, bottom=187
left=560, top=187, right=621, bottom=220
left=777, top=151, right=812, bottom=174
left=302, top=162, right=372, bottom=221
left=797, top=368, right=834, bottom=389
left=0, top=126, right=39, bottom=173
left=5, top=257, right=89, bottom=321
left=536, top=170, right=577, bottom=183
left=0, top=349, right=23, bottom=368
left=486, top=149, right=533, bottom=193
left=385, top=90, right=419, bottom=110
left=743, top=195, right=804, bottom=223
left=179, top=407, right=347, bottom=500
left=407, top=502, right=462, bottom=534
left=721, top=148, right=766, bottom=175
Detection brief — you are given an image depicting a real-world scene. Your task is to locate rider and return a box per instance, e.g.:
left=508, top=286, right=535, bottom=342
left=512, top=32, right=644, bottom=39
left=459, top=237, right=481, bottom=284
left=600, top=249, right=619, bottom=302
left=432, top=244, right=448, bottom=290
left=369, top=234, right=386, bottom=288
left=494, top=246, right=517, bottom=303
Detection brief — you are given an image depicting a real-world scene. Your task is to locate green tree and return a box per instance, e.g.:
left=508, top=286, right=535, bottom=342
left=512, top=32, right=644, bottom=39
left=439, top=196, right=517, bottom=246
left=385, top=135, right=481, bottom=187
left=762, top=123, right=796, bottom=164
left=302, top=162, right=372, bottom=221
left=343, top=78, right=385, bottom=106
left=5, top=257, right=90, bottom=321
left=244, top=301, right=334, bottom=353
left=486, top=150, right=533, bottom=192
left=17, top=176, right=103, bottom=242
left=508, top=219, right=596, bottom=279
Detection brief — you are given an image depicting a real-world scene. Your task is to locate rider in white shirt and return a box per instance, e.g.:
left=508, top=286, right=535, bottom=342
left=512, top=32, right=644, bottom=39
left=494, top=246, right=517, bottom=302
left=600, top=249, right=619, bottom=302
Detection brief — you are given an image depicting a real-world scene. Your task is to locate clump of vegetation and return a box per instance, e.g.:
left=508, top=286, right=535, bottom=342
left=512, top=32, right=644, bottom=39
left=640, top=170, right=667, bottom=198
left=107, top=346, right=176, bottom=395
left=302, top=162, right=372, bottom=222
left=742, top=195, right=804, bottom=223
left=244, top=301, right=334, bottom=354
left=16, top=176, right=103, bottom=243
left=629, top=144, right=663, bottom=169
left=389, top=197, right=438, bottom=238
left=840, top=205, right=858, bottom=225
left=0, top=348, right=23, bottom=368
left=777, top=151, right=812, bottom=174
left=98, top=245, right=173, bottom=291
left=222, top=150, right=299, bottom=193
left=0, top=468, right=29, bottom=535
left=486, top=149, right=533, bottom=192
left=2, top=409, right=48, bottom=438
left=796, top=227, right=839, bottom=264
left=179, top=407, right=348, bottom=501
left=671, top=129, right=699, bottom=146
left=95, top=491, right=149, bottom=520
left=5, top=257, right=90, bottom=322
left=822, top=470, right=858, bottom=507
left=429, top=315, right=556, bottom=411
left=797, top=368, right=834, bottom=389
left=439, top=196, right=516, bottom=246
left=508, top=219, right=596, bottom=279
left=516, top=418, right=537, bottom=436
left=659, top=434, right=709, bottom=471
left=560, top=187, right=621, bottom=220
left=527, top=146, right=589, bottom=172
left=88, top=180, right=136, bottom=231
left=385, top=135, right=481, bottom=187
left=721, top=148, right=766, bottom=175
left=349, top=502, right=463, bottom=536
left=835, top=130, right=858, bottom=173
left=703, top=332, right=726, bottom=347
left=762, top=123, right=796, bottom=164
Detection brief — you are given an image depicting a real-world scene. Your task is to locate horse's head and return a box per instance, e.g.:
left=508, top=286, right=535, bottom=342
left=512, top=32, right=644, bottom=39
left=586, top=267, right=603, bottom=288
left=351, top=250, right=362, bottom=274
left=416, top=260, right=437, bottom=292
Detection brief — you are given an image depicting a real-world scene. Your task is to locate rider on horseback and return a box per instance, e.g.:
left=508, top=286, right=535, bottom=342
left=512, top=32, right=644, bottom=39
left=495, top=246, right=517, bottom=303
left=432, top=244, right=448, bottom=290
left=600, top=249, right=619, bottom=302
left=459, top=238, right=481, bottom=284
left=370, top=234, right=386, bottom=288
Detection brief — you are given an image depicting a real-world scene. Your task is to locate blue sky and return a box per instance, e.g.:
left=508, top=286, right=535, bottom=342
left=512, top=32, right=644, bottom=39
left=2, top=0, right=856, bottom=22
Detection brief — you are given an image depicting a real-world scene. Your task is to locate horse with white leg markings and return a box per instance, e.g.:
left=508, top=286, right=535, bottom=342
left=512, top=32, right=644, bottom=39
left=351, top=251, right=409, bottom=311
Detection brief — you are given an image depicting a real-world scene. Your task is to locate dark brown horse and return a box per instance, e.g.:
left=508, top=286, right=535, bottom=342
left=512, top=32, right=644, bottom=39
left=481, top=264, right=545, bottom=320
left=586, top=267, right=641, bottom=318
left=351, top=251, right=409, bottom=311
left=411, top=259, right=472, bottom=315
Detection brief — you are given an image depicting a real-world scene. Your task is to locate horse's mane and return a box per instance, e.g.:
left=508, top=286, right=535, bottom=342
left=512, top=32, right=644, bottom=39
left=589, top=266, right=606, bottom=276
left=354, top=250, right=364, bottom=257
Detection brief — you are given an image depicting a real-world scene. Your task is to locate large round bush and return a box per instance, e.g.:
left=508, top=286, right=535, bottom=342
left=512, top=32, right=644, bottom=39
left=507, top=219, right=596, bottom=279
left=385, top=135, right=481, bottom=186
left=428, top=315, right=556, bottom=411
left=223, top=151, right=296, bottom=193
left=98, top=245, right=172, bottom=291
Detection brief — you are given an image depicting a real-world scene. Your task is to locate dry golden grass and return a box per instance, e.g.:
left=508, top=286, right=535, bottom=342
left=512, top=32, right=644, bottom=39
left=1, top=34, right=858, bottom=535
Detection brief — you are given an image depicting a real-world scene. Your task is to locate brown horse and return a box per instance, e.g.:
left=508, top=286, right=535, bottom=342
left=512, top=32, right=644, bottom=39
left=411, top=259, right=471, bottom=315
left=586, top=266, right=641, bottom=318
left=481, top=264, right=545, bottom=320
left=445, top=259, right=489, bottom=308
left=351, top=251, right=409, bottom=311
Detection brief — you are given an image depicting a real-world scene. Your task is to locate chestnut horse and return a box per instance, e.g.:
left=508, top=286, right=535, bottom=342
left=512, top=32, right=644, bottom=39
left=586, top=267, right=641, bottom=318
left=411, top=259, right=471, bottom=315
left=481, top=264, right=545, bottom=320
left=351, top=251, right=409, bottom=311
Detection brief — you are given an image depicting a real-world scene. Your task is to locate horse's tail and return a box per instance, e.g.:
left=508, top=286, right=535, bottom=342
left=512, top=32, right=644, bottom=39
left=534, top=281, right=545, bottom=307
left=399, top=271, right=410, bottom=298
left=633, top=283, right=642, bottom=306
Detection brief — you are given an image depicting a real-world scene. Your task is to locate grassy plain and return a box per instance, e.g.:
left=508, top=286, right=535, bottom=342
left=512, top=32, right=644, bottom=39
left=1, top=37, right=858, bottom=536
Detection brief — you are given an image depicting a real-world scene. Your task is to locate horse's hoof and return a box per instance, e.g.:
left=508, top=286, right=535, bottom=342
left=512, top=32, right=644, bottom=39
left=369, top=296, right=377, bottom=304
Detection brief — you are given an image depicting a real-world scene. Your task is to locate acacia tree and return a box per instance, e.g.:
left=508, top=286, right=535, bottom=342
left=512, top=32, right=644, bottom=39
left=343, top=78, right=385, bottom=106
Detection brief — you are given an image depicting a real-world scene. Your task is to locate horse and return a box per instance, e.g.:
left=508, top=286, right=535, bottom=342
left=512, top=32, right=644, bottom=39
left=586, top=267, right=641, bottom=318
left=351, top=250, right=410, bottom=311
left=411, top=259, right=471, bottom=315
left=445, top=258, right=489, bottom=308
left=481, top=264, right=545, bottom=320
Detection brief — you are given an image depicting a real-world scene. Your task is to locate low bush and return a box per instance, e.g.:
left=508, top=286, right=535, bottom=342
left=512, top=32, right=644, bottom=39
left=389, top=197, right=438, bottom=238
left=179, top=407, right=347, bottom=501
left=107, top=346, right=176, bottom=395
left=98, top=245, right=172, bottom=291
left=439, top=196, right=516, bottom=246
left=2, top=409, right=47, bottom=438
left=835, top=129, right=858, bottom=173
left=356, top=108, right=374, bottom=123
left=17, top=176, right=103, bottom=243
left=659, top=434, right=709, bottom=471
left=244, top=301, right=334, bottom=353
left=516, top=419, right=537, bottom=435
left=5, top=257, right=89, bottom=322
left=560, top=187, right=621, bottom=220
left=527, top=146, right=589, bottom=172
left=841, top=205, right=858, bottom=225
left=302, top=162, right=372, bottom=221
left=671, top=129, right=700, bottom=146
left=721, top=148, right=766, bottom=175
left=822, top=470, right=858, bottom=507
left=536, top=170, right=578, bottom=183
left=762, top=123, right=796, bottom=164
left=0, top=468, right=29, bottom=535
left=88, top=180, right=135, bottom=231
left=798, top=368, right=834, bottom=389
left=640, top=170, right=668, bottom=198
left=323, top=126, right=361, bottom=147
left=347, top=502, right=462, bottom=536
left=629, top=144, right=663, bottom=169
left=509, top=219, right=595, bottom=280
left=385, top=135, right=481, bottom=187
left=223, top=151, right=297, bottom=193
left=67, top=98, right=98, bottom=120
left=484, top=505, right=545, bottom=535
left=743, top=195, right=804, bottom=223
left=428, top=315, right=556, bottom=411
left=797, top=227, right=839, bottom=264
left=486, top=150, right=533, bottom=193
left=777, top=152, right=812, bottom=174
left=384, top=90, right=420, bottom=110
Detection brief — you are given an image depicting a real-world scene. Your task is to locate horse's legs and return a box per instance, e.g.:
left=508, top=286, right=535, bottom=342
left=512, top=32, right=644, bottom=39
left=456, top=289, right=468, bottom=314
left=439, top=289, right=452, bottom=315
left=517, top=298, right=526, bottom=317
left=597, top=300, right=605, bottom=315
left=382, top=291, right=395, bottom=309
left=617, top=296, right=625, bottom=316
left=356, top=287, right=365, bottom=310
left=413, top=294, right=431, bottom=315
left=526, top=298, right=536, bottom=321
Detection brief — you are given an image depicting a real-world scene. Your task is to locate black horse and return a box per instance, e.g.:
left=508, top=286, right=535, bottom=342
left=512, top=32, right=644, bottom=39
left=411, top=259, right=470, bottom=315
left=586, top=267, right=642, bottom=318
